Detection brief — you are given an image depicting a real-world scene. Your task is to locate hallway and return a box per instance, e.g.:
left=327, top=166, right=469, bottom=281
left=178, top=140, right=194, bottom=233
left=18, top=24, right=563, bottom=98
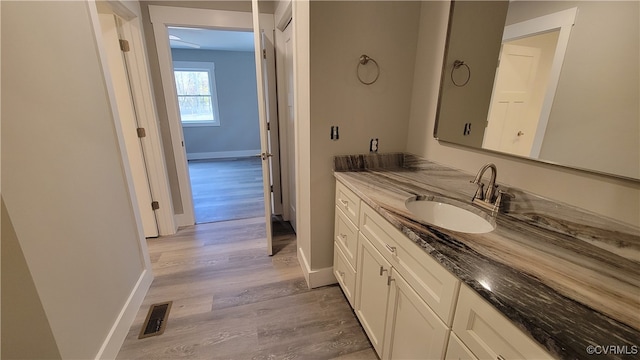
left=116, top=217, right=377, bottom=359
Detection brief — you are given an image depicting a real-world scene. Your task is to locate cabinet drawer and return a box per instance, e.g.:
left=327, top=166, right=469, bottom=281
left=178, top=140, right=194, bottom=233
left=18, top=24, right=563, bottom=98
left=335, top=206, right=358, bottom=268
left=453, top=285, right=553, bottom=360
left=446, top=333, right=478, bottom=360
left=334, top=244, right=357, bottom=308
left=336, top=180, right=361, bottom=225
left=360, top=203, right=460, bottom=326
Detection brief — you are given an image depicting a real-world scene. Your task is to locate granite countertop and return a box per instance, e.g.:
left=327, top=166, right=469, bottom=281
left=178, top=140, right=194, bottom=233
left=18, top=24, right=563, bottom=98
left=333, top=153, right=640, bottom=360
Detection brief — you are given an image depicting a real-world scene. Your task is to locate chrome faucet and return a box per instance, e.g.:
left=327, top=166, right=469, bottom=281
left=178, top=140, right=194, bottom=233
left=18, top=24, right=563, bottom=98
left=470, top=163, right=512, bottom=214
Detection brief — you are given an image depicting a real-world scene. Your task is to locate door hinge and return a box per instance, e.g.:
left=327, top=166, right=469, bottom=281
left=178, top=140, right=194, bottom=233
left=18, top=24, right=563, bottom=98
left=151, top=201, right=160, bottom=210
left=270, top=185, right=273, bottom=192
left=262, top=49, right=267, bottom=59
left=267, top=122, right=270, bottom=131
left=119, top=39, right=130, bottom=52
left=136, top=127, right=146, bottom=138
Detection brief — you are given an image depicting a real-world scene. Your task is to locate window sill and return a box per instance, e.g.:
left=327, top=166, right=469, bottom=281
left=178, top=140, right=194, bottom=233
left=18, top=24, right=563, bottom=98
left=181, top=121, right=220, bottom=128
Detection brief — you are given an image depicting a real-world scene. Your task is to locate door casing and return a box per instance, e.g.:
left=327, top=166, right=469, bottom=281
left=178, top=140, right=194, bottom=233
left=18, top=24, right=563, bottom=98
left=149, top=5, right=280, bottom=228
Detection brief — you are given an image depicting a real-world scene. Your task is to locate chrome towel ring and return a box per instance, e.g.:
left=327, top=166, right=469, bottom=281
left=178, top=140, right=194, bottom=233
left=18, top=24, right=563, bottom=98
left=451, top=60, right=471, bottom=87
left=357, top=54, right=380, bottom=85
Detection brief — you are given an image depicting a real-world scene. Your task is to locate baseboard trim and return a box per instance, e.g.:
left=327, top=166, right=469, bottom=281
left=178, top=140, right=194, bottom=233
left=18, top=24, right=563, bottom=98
left=174, top=213, right=193, bottom=228
left=95, top=269, right=153, bottom=359
left=298, top=247, right=311, bottom=286
left=297, top=247, right=337, bottom=289
left=186, top=150, right=261, bottom=160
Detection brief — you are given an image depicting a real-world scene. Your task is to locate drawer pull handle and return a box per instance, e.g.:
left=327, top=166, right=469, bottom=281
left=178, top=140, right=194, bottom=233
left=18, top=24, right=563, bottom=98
left=387, top=276, right=395, bottom=286
left=379, top=266, right=388, bottom=276
left=385, top=243, right=396, bottom=253
left=339, top=199, right=349, bottom=207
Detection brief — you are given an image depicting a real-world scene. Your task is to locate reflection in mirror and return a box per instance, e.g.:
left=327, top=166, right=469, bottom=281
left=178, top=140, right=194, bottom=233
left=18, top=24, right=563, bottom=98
left=435, top=1, right=639, bottom=180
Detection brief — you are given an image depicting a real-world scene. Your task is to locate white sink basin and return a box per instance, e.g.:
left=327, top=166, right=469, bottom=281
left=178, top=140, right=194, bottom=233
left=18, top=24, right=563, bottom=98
left=405, top=196, right=495, bottom=234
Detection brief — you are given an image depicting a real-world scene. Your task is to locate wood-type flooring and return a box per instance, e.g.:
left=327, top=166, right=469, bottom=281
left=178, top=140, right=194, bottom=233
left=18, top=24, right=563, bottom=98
left=116, top=216, right=377, bottom=359
left=188, top=158, right=264, bottom=224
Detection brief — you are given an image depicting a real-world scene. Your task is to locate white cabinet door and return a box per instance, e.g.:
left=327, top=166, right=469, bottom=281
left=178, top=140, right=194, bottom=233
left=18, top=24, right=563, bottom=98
left=453, top=285, right=552, bottom=360
left=445, top=333, right=478, bottom=360
left=355, top=233, right=391, bottom=356
left=360, top=203, right=460, bottom=325
left=383, top=269, right=450, bottom=360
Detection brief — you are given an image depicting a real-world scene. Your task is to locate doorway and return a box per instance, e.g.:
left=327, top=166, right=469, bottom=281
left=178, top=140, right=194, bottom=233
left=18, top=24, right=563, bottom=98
left=149, top=5, right=291, bottom=255
left=483, top=31, right=559, bottom=157
left=166, top=26, right=267, bottom=224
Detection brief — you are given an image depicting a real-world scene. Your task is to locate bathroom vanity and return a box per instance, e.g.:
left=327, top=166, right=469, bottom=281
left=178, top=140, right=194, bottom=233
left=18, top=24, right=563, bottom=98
left=332, top=153, right=639, bottom=360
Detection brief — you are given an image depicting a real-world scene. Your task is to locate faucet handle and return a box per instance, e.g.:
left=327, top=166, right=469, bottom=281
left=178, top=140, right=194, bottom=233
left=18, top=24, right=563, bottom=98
left=494, top=189, right=515, bottom=213
left=470, top=180, right=484, bottom=200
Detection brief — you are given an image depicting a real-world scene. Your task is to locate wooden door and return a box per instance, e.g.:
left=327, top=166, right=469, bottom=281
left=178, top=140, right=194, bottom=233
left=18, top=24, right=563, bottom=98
left=261, top=30, right=283, bottom=217
left=252, top=0, right=274, bottom=255
left=98, top=12, right=158, bottom=237
left=283, top=21, right=297, bottom=231
left=484, top=44, right=541, bottom=157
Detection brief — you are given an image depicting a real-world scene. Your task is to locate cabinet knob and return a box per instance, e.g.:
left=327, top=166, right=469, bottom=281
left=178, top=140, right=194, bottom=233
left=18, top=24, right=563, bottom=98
left=339, top=198, right=349, bottom=207
left=387, top=276, right=396, bottom=286
left=497, top=355, right=506, bottom=360
left=339, top=233, right=347, bottom=241
left=339, top=271, right=345, bottom=277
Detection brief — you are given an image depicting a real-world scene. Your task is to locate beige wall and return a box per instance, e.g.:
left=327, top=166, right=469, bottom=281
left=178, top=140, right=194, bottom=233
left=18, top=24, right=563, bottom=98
left=2, top=199, right=61, bottom=359
left=307, top=1, right=421, bottom=269
left=173, top=49, right=261, bottom=156
left=407, top=1, right=640, bottom=227
left=436, top=1, right=508, bottom=147
left=1, top=1, right=146, bottom=357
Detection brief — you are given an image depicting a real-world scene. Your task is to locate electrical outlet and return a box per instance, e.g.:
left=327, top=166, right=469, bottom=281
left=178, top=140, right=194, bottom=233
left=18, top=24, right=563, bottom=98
left=463, top=123, right=471, bottom=136
left=369, top=138, right=379, bottom=153
left=331, top=126, right=339, bottom=140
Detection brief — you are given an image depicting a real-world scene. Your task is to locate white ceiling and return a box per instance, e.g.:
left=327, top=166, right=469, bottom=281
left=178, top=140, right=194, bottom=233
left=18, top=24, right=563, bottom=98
left=168, top=27, right=255, bottom=52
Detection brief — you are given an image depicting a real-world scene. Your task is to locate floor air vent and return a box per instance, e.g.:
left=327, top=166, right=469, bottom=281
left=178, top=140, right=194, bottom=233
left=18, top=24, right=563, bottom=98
left=138, top=301, right=172, bottom=339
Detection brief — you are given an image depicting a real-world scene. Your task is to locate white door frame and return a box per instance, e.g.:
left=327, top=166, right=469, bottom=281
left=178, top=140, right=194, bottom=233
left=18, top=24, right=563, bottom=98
left=98, top=11, right=159, bottom=237
left=502, top=7, right=577, bottom=158
left=149, top=5, right=276, bottom=227
left=274, top=1, right=296, bottom=230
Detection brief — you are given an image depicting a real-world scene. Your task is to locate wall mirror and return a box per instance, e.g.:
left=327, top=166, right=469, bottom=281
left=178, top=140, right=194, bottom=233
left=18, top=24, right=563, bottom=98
left=434, top=0, right=639, bottom=181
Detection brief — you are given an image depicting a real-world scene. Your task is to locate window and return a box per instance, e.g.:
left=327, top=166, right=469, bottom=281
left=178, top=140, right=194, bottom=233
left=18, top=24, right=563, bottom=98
left=173, top=61, right=221, bottom=126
